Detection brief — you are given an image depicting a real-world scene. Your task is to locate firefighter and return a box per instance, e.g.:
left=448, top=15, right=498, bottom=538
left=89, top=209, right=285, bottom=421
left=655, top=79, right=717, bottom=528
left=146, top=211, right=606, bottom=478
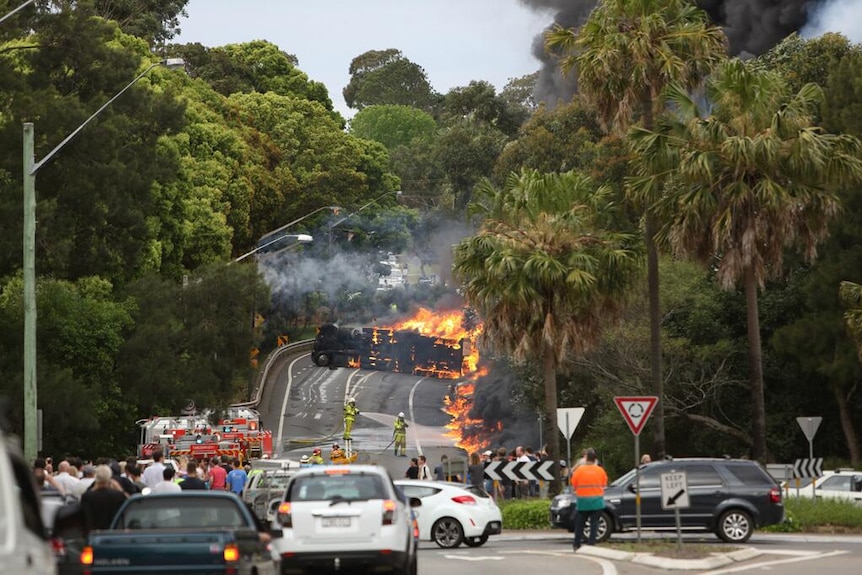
left=343, top=397, right=359, bottom=440
left=330, top=443, right=345, bottom=462
left=309, top=448, right=325, bottom=465
left=393, top=412, right=408, bottom=457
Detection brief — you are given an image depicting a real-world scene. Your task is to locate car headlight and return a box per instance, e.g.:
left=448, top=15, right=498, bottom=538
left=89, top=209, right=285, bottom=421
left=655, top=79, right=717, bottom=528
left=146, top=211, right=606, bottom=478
left=555, top=495, right=573, bottom=508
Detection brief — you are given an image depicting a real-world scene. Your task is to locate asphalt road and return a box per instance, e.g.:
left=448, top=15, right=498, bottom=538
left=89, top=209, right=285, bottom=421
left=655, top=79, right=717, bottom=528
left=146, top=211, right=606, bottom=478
left=256, top=349, right=467, bottom=478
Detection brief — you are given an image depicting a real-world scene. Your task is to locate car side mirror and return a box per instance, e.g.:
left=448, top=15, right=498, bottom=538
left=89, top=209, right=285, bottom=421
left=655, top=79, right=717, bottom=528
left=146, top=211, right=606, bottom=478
left=627, top=483, right=637, bottom=494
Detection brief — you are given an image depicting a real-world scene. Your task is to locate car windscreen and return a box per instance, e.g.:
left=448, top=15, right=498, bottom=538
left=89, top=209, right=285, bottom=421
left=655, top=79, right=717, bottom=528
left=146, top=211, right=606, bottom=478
left=610, top=468, right=637, bottom=487
left=114, top=497, right=245, bottom=529
left=290, top=473, right=386, bottom=502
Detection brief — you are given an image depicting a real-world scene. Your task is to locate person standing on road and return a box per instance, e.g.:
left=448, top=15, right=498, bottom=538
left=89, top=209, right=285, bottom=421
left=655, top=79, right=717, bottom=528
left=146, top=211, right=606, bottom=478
left=80, top=465, right=128, bottom=534
left=141, top=450, right=166, bottom=488
left=208, top=456, right=227, bottom=491
left=393, top=413, right=408, bottom=456
left=570, top=447, right=608, bottom=550
left=179, top=462, right=208, bottom=490
left=343, top=397, right=359, bottom=440
left=405, top=457, right=419, bottom=479
left=225, top=457, right=248, bottom=495
left=309, top=448, right=325, bottom=465
left=418, top=455, right=432, bottom=481
left=468, top=452, right=485, bottom=490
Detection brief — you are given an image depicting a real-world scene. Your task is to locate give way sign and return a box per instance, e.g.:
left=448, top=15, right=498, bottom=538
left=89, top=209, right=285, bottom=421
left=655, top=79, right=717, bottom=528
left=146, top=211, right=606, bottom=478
left=614, top=396, right=658, bottom=436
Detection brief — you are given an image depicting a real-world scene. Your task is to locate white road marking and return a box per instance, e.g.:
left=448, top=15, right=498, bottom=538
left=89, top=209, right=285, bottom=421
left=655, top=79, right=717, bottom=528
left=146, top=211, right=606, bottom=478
left=276, top=353, right=309, bottom=456
left=442, top=556, right=504, bottom=561
left=408, top=378, right=426, bottom=454
left=503, top=549, right=617, bottom=575
left=701, top=549, right=848, bottom=574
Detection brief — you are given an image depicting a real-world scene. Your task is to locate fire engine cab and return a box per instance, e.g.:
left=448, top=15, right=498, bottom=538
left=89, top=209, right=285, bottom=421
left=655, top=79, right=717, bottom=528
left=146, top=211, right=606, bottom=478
left=137, top=407, right=273, bottom=462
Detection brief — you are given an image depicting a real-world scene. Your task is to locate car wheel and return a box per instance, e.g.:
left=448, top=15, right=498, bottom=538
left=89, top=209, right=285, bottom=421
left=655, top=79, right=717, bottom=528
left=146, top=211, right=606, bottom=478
left=716, top=509, right=753, bottom=543
left=431, top=517, right=464, bottom=548
left=312, top=352, right=331, bottom=367
left=582, top=511, right=612, bottom=543
left=463, top=534, right=489, bottom=547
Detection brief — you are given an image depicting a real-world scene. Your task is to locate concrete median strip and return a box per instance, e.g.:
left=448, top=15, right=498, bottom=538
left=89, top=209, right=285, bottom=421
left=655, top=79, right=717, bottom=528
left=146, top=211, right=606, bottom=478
left=576, top=544, right=762, bottom=570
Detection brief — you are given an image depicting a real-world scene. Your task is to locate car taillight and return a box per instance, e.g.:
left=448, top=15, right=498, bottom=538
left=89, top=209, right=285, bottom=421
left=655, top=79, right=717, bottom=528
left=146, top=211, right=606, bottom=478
left=382, top=499, right=396, bottom=525
left=51, top=537, right=66, bottom=556
left=223, top=543, right=240, bottom=562
left=277, top=501, right=293, bottom=528
left=80, top=545, right=94, bottom=565
left=412, top=517, right=420, bottom=539
left=769, top=487, right=782, bottom=503
left=452, top=495, right=477, bottom=505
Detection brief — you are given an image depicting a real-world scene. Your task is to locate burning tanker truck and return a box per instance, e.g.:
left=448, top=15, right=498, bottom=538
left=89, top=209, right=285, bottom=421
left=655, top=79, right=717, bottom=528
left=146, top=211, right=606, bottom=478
left=311, top=323, right=472, bottom=379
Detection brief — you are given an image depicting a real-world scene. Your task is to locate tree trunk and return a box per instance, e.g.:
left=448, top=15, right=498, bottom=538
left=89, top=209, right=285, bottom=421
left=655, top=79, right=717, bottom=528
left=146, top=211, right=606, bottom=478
left=834, top=384, right=861, bottom=467
left=641, top=98, right=665, bottom=460
left=543, top=342, right=562, bottom=496
left=645, top=213, right=665, bottom=459
left=744, top=266, right=767, bottom=462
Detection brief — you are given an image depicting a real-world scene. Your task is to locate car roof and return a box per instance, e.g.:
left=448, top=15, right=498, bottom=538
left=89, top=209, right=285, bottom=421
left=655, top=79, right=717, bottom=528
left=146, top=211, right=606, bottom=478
left=292, top=464, right=390, bottom=476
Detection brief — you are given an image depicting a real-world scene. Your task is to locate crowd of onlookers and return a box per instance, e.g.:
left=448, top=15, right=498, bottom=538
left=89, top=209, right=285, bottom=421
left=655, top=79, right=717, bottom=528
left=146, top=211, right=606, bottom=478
left=32, top=449, right=255, bottom=535
left=400, top=445, right=559, bottom=501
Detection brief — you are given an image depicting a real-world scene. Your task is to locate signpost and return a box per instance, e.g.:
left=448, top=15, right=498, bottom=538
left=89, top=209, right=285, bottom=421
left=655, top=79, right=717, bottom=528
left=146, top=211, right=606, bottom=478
left=796, top=417, right=823, bottom=499
left=660, top=471, right=690, bottom=551
left=556, top=407, right=585, bottom=469
left=614, top=396, right=659, bottom=542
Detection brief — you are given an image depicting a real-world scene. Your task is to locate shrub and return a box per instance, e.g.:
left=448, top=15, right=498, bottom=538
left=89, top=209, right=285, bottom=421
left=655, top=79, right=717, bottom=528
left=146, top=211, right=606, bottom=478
left=498, top=498, right=552, bottom=530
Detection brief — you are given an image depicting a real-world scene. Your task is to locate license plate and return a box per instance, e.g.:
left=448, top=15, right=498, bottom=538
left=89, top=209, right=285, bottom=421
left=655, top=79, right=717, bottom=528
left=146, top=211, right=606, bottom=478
left=322, top=517, right=351, bottom=527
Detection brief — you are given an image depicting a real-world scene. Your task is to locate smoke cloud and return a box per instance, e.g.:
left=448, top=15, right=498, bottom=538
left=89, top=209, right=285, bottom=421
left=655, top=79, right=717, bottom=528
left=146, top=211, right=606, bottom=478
left=520, top=0, right=844, bottom=107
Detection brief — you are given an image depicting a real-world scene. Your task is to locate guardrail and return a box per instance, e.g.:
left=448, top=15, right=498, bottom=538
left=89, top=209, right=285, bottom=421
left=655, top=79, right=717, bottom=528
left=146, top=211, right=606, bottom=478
left=233, top=339, right=314, bottom=409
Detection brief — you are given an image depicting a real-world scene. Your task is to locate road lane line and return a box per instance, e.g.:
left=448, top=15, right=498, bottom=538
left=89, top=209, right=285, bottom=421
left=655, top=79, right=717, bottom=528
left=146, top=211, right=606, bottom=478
left=701, top=549, right=848, bottom=575
left=508, top=550, right=617, bottom=575
left=276, top=353, right=309, bottom=456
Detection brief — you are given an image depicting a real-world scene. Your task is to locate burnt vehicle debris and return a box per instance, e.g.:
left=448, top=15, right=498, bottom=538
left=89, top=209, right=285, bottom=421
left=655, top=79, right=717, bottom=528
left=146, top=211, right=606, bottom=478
left=311, top=324, right=471, bottom=379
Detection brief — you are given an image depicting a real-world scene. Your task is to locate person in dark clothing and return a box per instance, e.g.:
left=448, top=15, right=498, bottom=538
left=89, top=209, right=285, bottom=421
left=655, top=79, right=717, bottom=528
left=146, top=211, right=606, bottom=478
left=405, top=457, right=419, bottom=479
left=107, top=459, right=138, bottom=496
left=179, top=461, right=208, bottom=490
left=80, top=464, right=128, bottom=534
left=468, top=452, right=485, bottom=490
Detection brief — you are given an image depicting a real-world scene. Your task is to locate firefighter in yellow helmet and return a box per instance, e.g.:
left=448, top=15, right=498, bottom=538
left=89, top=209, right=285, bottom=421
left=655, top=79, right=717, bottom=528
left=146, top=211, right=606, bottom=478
left=393, top=412, right=408, bottom=457
left=343, top=397, right=359, bottom=440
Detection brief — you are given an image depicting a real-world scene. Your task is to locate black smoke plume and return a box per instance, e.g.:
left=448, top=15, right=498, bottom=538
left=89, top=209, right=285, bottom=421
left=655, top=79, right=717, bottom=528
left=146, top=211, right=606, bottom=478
left=520, top=0, right=834, bottom=107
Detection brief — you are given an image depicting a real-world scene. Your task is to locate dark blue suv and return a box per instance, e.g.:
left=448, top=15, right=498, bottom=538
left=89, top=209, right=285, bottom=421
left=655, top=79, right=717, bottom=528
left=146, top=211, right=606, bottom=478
left=550, top=458, right=784, bottom=543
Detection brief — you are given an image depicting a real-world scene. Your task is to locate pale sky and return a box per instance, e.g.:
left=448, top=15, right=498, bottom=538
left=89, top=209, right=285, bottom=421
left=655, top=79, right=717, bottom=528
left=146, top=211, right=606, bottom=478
left=177, top=0, right=552, bottom=117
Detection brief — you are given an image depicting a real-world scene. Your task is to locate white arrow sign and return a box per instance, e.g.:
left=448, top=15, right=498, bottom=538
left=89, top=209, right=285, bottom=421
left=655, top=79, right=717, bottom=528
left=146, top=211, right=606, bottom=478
left=519, top=462, right=537, bottom=481
left=483, top=460, right=503, bottom=481
left=502, top=461, right=522, bottom=481
left=536, top=460, right=555, bottom=481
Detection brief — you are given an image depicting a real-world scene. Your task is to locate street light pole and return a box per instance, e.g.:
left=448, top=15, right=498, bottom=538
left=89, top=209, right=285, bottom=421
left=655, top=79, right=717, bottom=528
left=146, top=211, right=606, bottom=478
left=21, top=58, right=185, bottom=462
left=0, top=0, right=36, bottom=25
left=328, top=190, right=402, bottom=258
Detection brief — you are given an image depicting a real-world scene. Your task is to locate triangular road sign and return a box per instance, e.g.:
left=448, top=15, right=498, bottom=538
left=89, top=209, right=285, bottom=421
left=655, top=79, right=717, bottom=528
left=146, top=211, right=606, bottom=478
left=614, top=396, right=659, bottom=436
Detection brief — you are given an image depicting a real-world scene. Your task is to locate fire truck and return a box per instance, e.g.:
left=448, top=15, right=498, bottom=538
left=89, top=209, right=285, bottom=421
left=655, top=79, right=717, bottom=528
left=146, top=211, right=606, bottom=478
left=137, top=407, right=273, bottom=462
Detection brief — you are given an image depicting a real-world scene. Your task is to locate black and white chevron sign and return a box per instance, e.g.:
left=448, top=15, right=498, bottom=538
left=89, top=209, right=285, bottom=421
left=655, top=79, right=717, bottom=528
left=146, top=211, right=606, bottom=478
left=792, top=458, right=823, bottom=479
left=483, top=460, right=555, bottom=481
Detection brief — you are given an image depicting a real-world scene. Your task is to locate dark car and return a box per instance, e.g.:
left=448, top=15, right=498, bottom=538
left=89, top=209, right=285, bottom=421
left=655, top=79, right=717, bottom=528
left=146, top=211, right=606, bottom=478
left=550, top=457, right=785, bottom=543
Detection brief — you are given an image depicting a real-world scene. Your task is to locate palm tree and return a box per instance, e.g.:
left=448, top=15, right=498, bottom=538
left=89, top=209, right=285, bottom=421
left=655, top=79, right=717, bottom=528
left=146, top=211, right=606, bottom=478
left=545, top=0, right=727, bottom=457
left=838, top=281, right=862, bottom=465
left=629, top=59, right=862, bottom=460
left=453, top=169, right=643, bottom=494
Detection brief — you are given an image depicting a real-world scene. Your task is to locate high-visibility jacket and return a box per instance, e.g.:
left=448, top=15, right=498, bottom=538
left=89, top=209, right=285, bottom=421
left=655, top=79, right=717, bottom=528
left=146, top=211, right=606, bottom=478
left=570, top=463, right=608, bottom=511
left=393, top=418, right=407, bottom=434
left=344, top=404, right=359, bottom=421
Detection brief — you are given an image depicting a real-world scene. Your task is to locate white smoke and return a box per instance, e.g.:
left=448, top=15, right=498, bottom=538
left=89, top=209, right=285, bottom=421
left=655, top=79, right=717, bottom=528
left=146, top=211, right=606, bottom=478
left=801, top=0, right=862, bottom=42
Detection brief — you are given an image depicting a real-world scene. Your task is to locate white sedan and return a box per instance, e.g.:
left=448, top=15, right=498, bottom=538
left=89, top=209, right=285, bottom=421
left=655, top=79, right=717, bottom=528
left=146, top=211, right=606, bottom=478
left=395, top=480, right=502, bottom=548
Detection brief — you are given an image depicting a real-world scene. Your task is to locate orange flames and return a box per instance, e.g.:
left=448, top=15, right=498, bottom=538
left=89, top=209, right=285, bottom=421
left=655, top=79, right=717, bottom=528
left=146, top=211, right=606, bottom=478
left=383, top=307, right=496, bottom=452
left=383, top=307, right=481, bottom=375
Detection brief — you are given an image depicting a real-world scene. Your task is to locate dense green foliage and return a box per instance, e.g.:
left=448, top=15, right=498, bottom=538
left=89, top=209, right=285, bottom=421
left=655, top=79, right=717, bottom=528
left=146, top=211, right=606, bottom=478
left=1, top=1, right=862, bottom=469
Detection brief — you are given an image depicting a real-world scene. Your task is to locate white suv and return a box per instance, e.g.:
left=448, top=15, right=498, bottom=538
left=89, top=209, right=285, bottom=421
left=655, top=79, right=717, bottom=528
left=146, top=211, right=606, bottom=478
left=272, top=465, right=420, bottom=575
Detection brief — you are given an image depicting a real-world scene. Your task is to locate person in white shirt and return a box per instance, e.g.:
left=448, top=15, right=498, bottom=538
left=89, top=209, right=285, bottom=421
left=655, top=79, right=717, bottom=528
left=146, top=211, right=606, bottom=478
left=54, top=460, right=84, bottom=498
left=141, top=450, right=167, bottom=488
left=418, top=455, right=432, bottom=481
left=79, top=465, right=97, bottom=492
left=151, top=467, right=181, bottom=494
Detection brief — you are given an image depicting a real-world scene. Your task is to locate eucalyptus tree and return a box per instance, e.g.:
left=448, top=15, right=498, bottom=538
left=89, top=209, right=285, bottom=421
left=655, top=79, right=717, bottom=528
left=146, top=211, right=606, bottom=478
left=629, top=59, right=862, bottom=461
left=453, top=169, right=642, bottom=493
left=544, top=0, right=727, bottom=458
